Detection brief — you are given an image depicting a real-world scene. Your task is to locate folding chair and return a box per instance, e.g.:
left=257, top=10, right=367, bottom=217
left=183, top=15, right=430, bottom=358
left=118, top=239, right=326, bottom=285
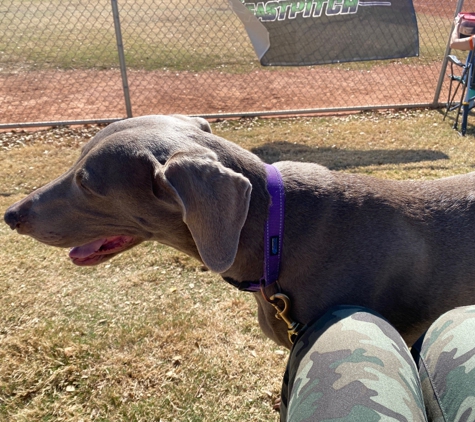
left=444, top=50, right=475, bottom=136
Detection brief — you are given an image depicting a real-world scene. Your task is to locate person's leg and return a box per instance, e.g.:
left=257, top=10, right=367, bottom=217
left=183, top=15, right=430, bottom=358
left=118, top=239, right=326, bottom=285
left=280, top=305, right=427, bottom=422
left=411, top=305, right=475, bottom=422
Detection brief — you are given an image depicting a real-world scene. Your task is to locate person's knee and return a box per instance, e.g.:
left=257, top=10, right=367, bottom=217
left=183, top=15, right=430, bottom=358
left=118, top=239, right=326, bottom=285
left=413, top=305, right=475, bottom=356
left=433, top=305, right=475, bottom=327
left=282, top=305, right=425, bottom=422
left=411, top=305, right=475, bottom=422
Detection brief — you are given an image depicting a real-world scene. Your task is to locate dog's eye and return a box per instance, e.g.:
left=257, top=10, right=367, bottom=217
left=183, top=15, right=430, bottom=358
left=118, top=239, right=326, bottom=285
left=74, top=169, right=106, bottom=197
left=75, top=172, right=90, bottom=193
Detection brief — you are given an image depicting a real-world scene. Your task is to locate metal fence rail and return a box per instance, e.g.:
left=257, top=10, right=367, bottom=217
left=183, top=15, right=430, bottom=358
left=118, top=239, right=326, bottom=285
left=0, top=0, right=472, bottom=128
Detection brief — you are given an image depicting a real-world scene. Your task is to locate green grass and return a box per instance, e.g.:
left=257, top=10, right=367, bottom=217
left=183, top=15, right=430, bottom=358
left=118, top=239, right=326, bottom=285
left=0, top=0, right=455, bottom=73
left=0, top=0, right=257, bottom=73
left=1, top=109, right=475, bottom=420
left=213, top=109, right=475, bottom=179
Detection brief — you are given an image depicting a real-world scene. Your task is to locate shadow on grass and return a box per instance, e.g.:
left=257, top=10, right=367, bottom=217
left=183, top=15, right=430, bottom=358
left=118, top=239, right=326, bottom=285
left=252, top=142, right=449, bottom=170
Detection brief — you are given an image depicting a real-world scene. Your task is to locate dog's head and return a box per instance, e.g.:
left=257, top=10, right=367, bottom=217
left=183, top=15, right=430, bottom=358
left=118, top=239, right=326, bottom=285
left=4, top=115, right=253, bottom=273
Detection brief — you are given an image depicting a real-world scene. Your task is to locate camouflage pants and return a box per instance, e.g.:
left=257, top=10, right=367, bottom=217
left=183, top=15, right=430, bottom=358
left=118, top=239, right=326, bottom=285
left=280, top=305, right=475, bottom=422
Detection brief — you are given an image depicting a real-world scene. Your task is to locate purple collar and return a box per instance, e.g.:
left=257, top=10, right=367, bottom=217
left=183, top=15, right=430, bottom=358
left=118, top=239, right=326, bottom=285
left=223, top=164, right=285, bottom=293
left=261, top=163, right=285, bottom=289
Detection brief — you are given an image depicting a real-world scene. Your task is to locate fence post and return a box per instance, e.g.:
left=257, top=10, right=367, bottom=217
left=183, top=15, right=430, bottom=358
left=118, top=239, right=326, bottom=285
left=111, top=0, right=133, bottom=118
left=433, top=0, right=465, bottom=106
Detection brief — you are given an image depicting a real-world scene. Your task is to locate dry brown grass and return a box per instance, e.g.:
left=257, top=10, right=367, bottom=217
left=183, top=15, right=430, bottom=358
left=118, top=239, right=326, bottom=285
left=0, top=109, right=474, bottom=421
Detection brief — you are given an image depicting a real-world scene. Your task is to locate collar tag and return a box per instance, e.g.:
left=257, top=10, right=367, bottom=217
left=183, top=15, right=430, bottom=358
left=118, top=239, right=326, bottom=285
left=270, top=236, right=280, bottom=256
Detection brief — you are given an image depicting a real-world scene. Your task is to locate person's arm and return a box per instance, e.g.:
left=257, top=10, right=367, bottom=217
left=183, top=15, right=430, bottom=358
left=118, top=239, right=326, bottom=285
left=450, top=15, right=474, bottom=50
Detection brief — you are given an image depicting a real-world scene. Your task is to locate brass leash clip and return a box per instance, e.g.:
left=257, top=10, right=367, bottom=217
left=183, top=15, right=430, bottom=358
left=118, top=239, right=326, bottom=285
left=269, top=293, right=305, bottom=344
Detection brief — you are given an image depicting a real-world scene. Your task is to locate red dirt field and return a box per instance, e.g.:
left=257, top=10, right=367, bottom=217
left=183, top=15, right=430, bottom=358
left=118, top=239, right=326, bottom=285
left=1, top=60, right=448, bottom=126
left=1, top=0, right=459, bottom=126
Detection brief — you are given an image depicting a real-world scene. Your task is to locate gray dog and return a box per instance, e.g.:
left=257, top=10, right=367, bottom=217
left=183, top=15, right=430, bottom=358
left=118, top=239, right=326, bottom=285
left=4, top=114, right=475, bottom=349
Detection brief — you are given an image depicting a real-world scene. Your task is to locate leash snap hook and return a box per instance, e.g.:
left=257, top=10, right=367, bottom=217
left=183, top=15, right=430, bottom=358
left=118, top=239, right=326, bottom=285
left=269, top=293, right=304, bottom=344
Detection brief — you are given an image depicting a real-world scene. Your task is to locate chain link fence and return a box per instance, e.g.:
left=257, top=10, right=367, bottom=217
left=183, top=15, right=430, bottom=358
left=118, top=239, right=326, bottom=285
left=0, top=0, right=472, bottom=128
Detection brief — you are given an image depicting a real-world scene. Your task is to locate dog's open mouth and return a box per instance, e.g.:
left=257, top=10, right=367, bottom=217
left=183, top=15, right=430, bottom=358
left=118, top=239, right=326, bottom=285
left=69, top=236, right=136, bottom=266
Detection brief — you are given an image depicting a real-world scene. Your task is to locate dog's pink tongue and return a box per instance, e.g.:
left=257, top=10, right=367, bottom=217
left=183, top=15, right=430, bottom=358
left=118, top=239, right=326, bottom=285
left=69, top=239, right=106, bottom=259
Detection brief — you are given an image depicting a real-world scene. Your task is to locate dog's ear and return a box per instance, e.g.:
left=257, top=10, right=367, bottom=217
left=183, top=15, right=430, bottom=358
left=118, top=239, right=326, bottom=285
left=156, top=151, right=251, bottom=273
left=190, top=117, right=212, bottom=133
left=170, top=115, right=212, bottom=133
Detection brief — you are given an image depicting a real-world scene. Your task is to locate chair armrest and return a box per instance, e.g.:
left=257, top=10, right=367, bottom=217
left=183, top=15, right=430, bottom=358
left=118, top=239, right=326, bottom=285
left=448, top=55, right=464, bottom=67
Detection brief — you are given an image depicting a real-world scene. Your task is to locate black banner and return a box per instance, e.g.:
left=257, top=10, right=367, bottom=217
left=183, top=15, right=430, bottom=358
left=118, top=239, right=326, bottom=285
left=230, top=0, right=419, bottom=66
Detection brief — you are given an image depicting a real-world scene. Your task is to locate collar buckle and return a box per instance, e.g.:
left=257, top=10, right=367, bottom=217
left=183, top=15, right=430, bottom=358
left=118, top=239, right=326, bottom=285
left=269, top=293, right=306, bottom=344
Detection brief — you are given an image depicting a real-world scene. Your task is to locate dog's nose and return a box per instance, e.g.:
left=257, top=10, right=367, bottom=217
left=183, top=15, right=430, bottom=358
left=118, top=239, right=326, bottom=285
left=4, top=206, right=27, bottom=231
left=4, top=208, right=20, bottom=230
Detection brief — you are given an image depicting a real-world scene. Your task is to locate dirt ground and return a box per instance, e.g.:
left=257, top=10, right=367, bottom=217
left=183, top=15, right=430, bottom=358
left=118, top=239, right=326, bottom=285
left=0, top=0, right=463, bottom=127
left=1, top=60, right=448, bottom=126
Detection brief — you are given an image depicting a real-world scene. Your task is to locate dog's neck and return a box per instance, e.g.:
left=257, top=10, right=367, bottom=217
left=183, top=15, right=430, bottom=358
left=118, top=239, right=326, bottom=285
left=222, top=164, right=285, bottom=293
